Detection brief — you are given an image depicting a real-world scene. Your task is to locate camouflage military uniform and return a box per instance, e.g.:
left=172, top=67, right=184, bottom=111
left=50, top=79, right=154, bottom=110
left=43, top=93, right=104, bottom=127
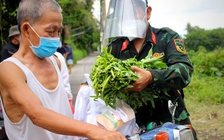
left=108, top=23, right=195, bottom=131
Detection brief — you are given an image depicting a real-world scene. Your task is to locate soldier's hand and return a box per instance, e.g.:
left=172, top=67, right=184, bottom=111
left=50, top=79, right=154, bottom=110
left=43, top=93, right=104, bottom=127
left=127, top=66, right=153, bottom=91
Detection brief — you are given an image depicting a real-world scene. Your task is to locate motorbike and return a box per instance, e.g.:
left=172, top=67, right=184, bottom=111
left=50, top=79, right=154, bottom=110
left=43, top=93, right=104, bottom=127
left=126, top=100, right=194, bottom=140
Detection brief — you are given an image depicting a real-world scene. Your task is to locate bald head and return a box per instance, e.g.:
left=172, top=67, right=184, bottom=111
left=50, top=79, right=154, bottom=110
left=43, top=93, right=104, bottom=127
left=17, top=0, right=62, bottom=31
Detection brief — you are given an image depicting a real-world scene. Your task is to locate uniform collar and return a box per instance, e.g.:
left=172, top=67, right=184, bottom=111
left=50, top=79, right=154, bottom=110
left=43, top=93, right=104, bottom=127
left=145, top=23, right=156, bottom=45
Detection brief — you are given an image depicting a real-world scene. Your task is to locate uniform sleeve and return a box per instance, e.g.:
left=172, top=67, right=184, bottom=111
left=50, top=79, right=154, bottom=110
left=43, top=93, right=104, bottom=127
left=149, top=33, right=194, bottom=90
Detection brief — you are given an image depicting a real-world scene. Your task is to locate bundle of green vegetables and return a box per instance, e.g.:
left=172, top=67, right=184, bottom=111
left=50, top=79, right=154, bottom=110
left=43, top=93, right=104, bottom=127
left=90, top=47, right=167, bottom=111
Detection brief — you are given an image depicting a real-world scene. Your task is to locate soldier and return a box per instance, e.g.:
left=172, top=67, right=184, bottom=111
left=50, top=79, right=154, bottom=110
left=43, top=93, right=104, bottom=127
left=103, top=0, right=198, bottom=139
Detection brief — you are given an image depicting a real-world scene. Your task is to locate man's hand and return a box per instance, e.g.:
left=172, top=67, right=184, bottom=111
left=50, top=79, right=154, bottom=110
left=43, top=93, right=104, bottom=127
left=127, top=66, right=153, bottom=91
left=89, top=128, right=126, bottom=140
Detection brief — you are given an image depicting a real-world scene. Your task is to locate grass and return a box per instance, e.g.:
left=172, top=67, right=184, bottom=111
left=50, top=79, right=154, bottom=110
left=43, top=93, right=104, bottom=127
left=184, top=75, right=224, bottom=140
left=186, top=100, right=224, bottom=139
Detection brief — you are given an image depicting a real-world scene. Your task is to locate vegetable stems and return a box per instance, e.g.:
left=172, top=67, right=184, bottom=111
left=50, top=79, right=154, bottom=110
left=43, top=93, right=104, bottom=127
left=90, top=47, right=167, bottom=111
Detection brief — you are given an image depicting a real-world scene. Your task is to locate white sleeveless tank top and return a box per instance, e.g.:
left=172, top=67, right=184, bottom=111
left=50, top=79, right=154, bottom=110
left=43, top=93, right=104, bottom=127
left=1, top=56, right=73, bottom=140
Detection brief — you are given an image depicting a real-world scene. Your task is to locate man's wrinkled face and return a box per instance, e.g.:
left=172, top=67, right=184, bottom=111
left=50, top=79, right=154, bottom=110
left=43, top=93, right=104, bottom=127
left=27, top=11, right=63, bottom=46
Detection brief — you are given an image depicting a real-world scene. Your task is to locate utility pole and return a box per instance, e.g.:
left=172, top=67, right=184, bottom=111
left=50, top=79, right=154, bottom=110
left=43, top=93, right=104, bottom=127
left=100, top=0, right=108, bottom=52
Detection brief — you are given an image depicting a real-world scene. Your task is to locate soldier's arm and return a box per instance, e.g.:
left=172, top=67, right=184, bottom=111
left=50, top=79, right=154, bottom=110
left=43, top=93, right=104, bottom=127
left=149, top=34, right=193, bottom=90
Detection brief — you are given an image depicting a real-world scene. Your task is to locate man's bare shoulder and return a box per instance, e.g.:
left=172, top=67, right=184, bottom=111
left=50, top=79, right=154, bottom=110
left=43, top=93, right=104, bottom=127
left=0, top=60, right=26, bottom=86
left=0, top=59, right=24, bottom=71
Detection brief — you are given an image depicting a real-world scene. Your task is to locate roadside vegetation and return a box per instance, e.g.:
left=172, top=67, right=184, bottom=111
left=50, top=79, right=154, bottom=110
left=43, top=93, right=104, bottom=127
left=185, top=47, right=224, bottom=139
left=184, top=25, right=224, bottom=139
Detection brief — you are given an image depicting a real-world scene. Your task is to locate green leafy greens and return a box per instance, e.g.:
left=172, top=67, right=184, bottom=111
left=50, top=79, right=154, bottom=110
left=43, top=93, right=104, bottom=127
left=90, top=47, right=167, bottom=111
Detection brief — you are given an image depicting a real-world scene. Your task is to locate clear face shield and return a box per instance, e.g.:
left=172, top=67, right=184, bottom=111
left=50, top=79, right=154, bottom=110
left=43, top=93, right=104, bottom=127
left=103, top=0, right=148, bottom=41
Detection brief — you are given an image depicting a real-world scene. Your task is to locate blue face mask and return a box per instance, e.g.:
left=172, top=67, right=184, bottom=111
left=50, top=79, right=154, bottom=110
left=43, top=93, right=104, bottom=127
left=27, top=24, right=60, bottom=58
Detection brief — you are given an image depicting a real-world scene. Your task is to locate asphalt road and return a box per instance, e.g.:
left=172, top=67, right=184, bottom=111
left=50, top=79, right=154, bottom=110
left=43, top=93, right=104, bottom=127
left=69, top=51, right=100, bottom=103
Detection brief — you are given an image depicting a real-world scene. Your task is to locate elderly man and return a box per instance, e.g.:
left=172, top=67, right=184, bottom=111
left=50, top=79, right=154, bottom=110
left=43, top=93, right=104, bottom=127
left=0, top=0, right=126, bottom=140
left=0, top=25, right=20, bottom=62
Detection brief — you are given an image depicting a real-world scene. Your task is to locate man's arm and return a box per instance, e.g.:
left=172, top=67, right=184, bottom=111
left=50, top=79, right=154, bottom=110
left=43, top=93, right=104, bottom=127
left=0, top=62, right=125, bottom=140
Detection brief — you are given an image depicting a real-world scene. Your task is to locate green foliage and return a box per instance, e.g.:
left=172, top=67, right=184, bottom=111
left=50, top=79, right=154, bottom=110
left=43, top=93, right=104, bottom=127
left=58, top=0, right=100, bottom=54
left=184, top=29, right=210, bottom=51
left=184, top=75, right=224, bottom=104
left=90, top=47, right=167, bottom=111
left=207, top=28, right=224, bottom=50
left=185, top=22, right=201, bottom=33
left=185, top=47, right=224, bottom=106
left=0, top=0, right=20, bottom=49
left=73, top=48, right=88, bottom=63
left=184, top=23, right=224, bottom=52
left=92, top=42, right=99, bottom=51
left=58, top=0, right=100, bottom=63
left=188, top=46, right=224, bottom=77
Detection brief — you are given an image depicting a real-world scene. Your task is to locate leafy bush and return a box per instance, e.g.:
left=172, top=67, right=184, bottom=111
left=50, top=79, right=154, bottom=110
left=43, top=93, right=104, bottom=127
left=185, top=47, right=224, bottom=105
left=184, top=25, right=224, bottom=52
left=188, top=46, right=224, bottom=77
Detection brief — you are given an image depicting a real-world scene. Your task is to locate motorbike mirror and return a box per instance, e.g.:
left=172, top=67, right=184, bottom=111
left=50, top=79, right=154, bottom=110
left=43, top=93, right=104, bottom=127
left=168, top=100, right=178, bottom=123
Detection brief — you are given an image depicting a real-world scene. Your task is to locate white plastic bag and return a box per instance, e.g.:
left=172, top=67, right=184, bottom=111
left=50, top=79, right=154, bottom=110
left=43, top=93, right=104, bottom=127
left=72, top=74, right=138, bottom=140
left=96, top=100, right=131, bottom=129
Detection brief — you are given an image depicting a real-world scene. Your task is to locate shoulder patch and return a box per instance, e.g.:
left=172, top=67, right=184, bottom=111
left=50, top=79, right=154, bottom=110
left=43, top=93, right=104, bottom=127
left=173, top=39, right=186, bottom=54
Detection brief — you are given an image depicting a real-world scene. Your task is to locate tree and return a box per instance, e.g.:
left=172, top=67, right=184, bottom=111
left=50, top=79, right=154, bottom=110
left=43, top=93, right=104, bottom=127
left=184, top=29, right=209, bottom=51
left=58, top=0, right=100, bottom=52
left=184, top=23, right=224, bottom=51
left=0, top=0, right=19, bottom=50
left=185, top=23, right=201, bottom=34
left=207, top=28, right=224, bottom=51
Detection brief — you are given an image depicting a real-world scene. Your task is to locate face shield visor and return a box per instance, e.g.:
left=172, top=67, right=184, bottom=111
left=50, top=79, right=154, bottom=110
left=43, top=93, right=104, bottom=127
left=103, top=0, right=148, bottom=41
